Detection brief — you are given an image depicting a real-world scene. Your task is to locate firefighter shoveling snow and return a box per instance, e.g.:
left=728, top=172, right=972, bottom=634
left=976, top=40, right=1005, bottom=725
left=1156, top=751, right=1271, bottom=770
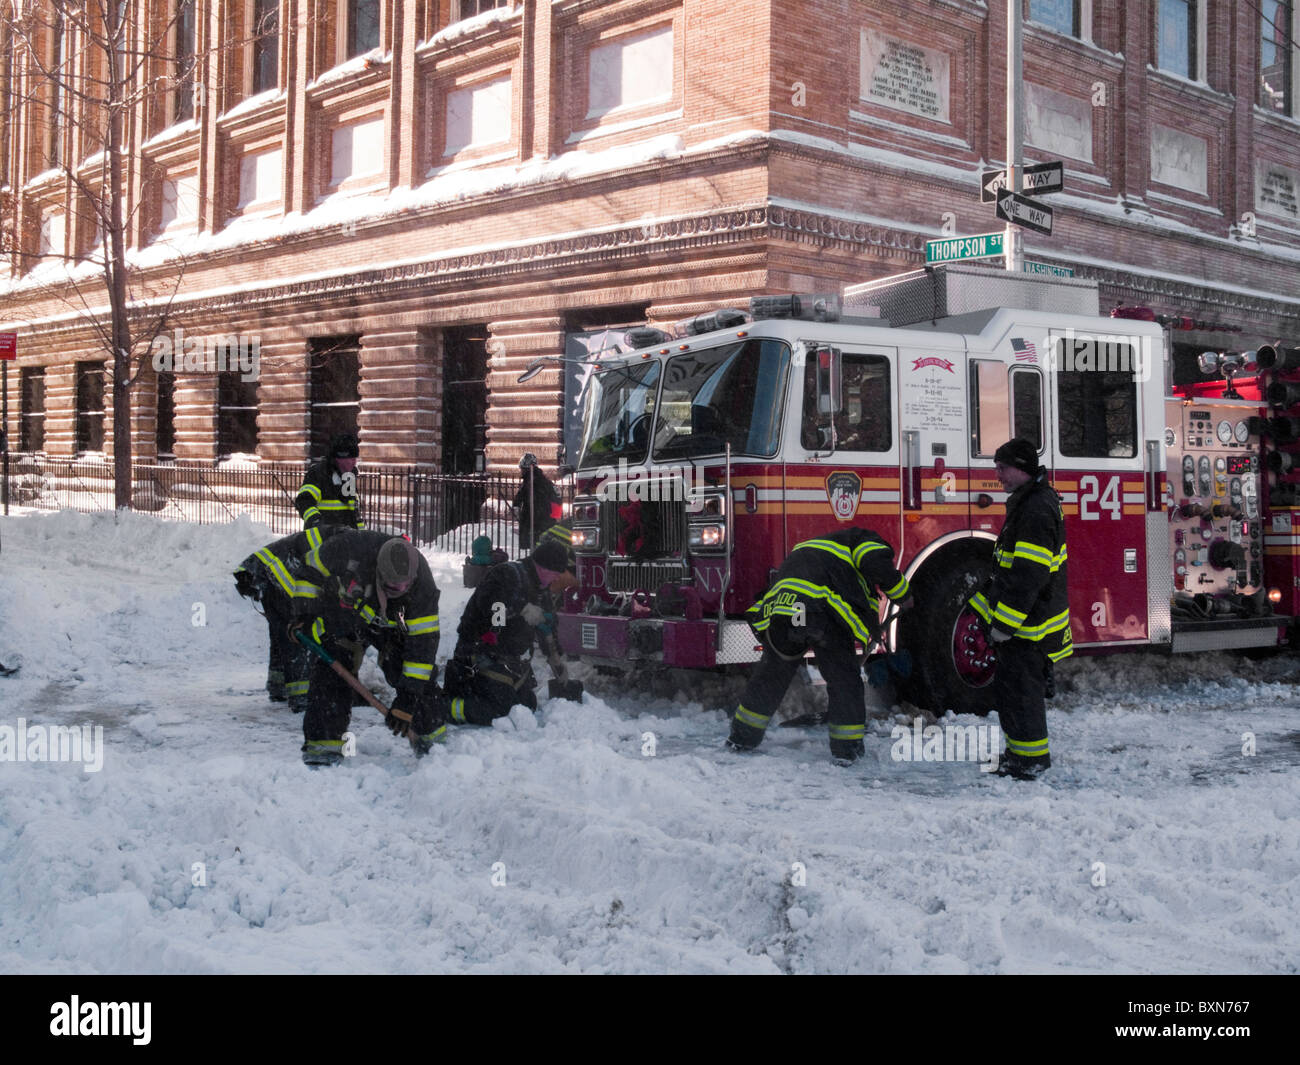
left=0, top=509, right=1297, bottom=974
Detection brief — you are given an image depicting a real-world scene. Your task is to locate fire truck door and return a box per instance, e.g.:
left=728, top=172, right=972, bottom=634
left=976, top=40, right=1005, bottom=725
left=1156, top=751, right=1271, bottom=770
left=897, top=342, right=972, bottom=562
left=1046, top=331, right=1150, bottom=644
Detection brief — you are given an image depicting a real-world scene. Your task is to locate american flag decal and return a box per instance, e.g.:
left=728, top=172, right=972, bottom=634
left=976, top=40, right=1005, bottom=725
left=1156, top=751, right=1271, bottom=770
left=1011, top=337, right=1038, bottom=363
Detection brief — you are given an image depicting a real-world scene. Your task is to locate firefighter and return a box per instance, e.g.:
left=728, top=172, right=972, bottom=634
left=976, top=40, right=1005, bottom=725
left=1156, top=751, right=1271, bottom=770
left=289, top=531, right=444, bottom=765
left=726, top=528, right=912, bottom=764
left=514, top=453, right=561, bottom=550
left=967, top=438, right=1071, bottom=780
left=443, top=539, right=572, bottom=726
left=295, top=432, right=364, bottom=531
left=233, top=525, right=344, bottom=710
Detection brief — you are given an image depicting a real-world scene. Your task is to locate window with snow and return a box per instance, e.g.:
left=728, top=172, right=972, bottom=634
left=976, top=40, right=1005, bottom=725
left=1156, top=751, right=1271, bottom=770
left=1260, top=0, right=1295, bottom=114
left=160, top=174, right=200, bottom=230
left=38, top=209, right=65, bottom=260
left=20, top=367, right=46, bottom=453
left=238, top=147, right=283, bottom=209
left=330, top=118, right=385, bottom=187
left=217, top=372, right=259, bottom=458
left=252, top=0, right=281, bottom=94
left=1156, top=0, right=1203, bottom=81
left=346, top=0, right=381, bottom=59
left=587, top=25, right=673, bottom=118
left=444, top=77, right=511, bottom=156
left=75, top=361, right=106, bottom=454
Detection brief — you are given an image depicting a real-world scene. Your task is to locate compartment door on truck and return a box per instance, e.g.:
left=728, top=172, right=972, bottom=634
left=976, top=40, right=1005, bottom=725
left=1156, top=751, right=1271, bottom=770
left=1046, top=330, right=1151, bottom=645
left=897, top=339, right=974, bottom=564
left=794, top=345, right=900, bottom=560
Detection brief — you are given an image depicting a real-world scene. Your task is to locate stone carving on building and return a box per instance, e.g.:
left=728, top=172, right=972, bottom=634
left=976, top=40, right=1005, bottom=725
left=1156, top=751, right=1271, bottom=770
left=1150, top=124, right=1207, bottom=195
left=859, top=30, right=950, bottom=123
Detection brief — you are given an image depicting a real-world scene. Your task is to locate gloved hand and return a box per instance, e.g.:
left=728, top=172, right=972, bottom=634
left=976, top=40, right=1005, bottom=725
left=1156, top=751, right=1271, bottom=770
left=989, top=627, right=1012, bottom=643
left=388, top=684, right=419, bottom=736
left=895, top=595, right=914, bottom=611
left=521, top=602, right=546, bottom=626
left=235, top=571, right=260, bottom=601
left=287, top=618, right=311, bottom=644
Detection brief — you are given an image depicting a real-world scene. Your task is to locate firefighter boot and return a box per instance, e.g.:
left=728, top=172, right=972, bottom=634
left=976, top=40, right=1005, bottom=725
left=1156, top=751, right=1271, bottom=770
left=301, top=739, right=346, bottom=767
left=726, top=704, right=769, bottom=751
left=995, top=750, right=1051, bottom=780
left=267, top=668, right=287, bottom=702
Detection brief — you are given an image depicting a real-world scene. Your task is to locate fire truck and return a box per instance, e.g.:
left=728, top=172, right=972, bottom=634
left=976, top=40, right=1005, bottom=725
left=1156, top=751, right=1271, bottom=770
left=549, top=264, right=1297, bottom=713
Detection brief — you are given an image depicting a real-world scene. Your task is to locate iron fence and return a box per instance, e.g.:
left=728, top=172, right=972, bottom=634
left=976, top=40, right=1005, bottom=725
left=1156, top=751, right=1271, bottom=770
left=2, top=456, right=573, bottom=560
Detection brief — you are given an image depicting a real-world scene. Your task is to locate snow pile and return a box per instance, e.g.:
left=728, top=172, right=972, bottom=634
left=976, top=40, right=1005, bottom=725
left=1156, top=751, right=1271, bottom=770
left=1, top=510, right=1298, bottom=973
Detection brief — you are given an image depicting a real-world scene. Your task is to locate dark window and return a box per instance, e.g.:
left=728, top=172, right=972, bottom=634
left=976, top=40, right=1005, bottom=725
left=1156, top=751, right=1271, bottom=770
left=1157, top=0, right=1196, bottom=79
left=1028, top=0, right=1079, bottom=37
left=459, top=0, right=508, bottom=17
left=75, top=361, right=106, bottom=453
left=49, top=12, right=65, bottom=164
left=1057, top=357, right=1138, bottom=458
left=347, top=0, right=380, bottom=59
left=1011, top=368, right=1043, bottom=450
left=309, top=336, right=360, bottom=459
left=1261, top=0, right=1293, bottom=113
left=971, top=360, right=1011, bottom=458
left=801, top=351, right=891, bottom=452
left=442, top=326, right=488, bottom=475
left=252, top=0, right=280, bottom=94
left=217, top=372, right=259, bottom=457
left=20, top=367, right=46, bottom=452
left=157, top=371, right=176, bottom=458
left=175, top=0, right=197, bottom=122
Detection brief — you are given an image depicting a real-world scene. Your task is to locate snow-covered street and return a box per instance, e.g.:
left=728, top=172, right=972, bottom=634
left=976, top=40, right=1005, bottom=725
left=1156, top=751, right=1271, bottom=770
left=1, top=511, right=1297, bottom=974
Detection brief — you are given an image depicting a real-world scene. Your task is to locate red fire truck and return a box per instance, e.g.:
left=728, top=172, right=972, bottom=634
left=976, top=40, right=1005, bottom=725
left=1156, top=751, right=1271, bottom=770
left=551, top=264, right=1296, bottom=712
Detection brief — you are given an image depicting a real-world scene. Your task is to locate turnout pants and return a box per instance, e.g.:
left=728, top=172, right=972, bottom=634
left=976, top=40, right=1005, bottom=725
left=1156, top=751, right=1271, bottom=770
left=443, top=654, right=537, bottom=726
left=992, top=637, right=1050, bottom=766
left=264, top=589, right=311, bottom=703
left=730, top=618, right=867, bottom=759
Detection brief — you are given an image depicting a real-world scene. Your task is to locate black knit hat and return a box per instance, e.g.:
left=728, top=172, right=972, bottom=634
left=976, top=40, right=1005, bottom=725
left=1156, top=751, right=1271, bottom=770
left=530, top=539, right=569, bottom=574
left=993, top=438, right=1041, bottom=475
left=330, top=432, right=360, bottom=459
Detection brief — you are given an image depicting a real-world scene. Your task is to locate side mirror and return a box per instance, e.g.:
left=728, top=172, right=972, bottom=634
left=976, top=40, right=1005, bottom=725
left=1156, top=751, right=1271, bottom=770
left=815, top=347, right=842, bottom=415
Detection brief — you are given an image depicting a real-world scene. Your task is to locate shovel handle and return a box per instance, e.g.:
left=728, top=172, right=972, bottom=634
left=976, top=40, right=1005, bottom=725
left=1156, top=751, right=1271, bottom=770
left=293, top=629, right=414, bottom=727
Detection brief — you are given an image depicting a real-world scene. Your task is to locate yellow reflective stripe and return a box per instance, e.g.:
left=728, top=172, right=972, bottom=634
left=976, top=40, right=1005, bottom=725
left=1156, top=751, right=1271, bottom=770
left=1016, top=609, right=1070, bottom=639
left=969, top=593, right=992, bottom=622
left=406, top=615, right=439, bottom=635
left=544, top=524, right=572, bottom=543
left=735, top=705, right=771, bottom=730
left=851, top=540, right=891, bottom=566
left=828, top=724, right=865, bottom=740
left=1048, top=645, right=1074, bottom=662
left=450, top=697, right=467, bottom=723
left=294, top=580, right=321, bottom=599
left=305, top=527, right=323, bottom=551
left=286, top=680, right=309, bottom=696
left=317, top=500, right=356, bottom=512
left=793, top=538, right=855, bottom=565
left=301, top=506, right=322, bottom=523
left=417, top=725, right=447, bottom=745
left=254, top=548, right=297, bottom=596
left=992, top=602, right=1028, bottom=626
left=885, top=575, right=910, bottom=600
left=403, top=662, right=434, bottom=680
left=769, top=578, right=874, bottom=645
left=298, top=484, right=323, bottom=501
left=358, top=604, right=379, bottom=625
left=303, top=739, right=344, bottom=753
left=305, top=547, right=330, bottom=578
left=1006, top=737, right=1050, bottom=756
left=311, top=618, right=325, bottom=641
left=1012, top=541, right=1054, bottom=567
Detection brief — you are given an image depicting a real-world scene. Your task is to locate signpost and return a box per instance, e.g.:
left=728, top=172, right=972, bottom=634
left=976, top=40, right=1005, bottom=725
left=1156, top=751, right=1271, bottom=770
left=981, top=160, right=1065, bottom=203
left=925, top=231, right=1006, bottom=265
left=0, top=332, right=13, bottom=516
left=996, top=190, right=1054, bottom=235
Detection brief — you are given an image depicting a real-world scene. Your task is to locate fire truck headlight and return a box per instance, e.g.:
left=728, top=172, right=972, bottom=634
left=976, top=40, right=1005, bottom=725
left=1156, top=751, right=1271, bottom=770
left=573, top=501, right=600, bottom=524
left=571, top=527, right=599, bottom=551
left=688, top=524, right=726, bottom=549
left=1268, top=588, right=1282, bottom=604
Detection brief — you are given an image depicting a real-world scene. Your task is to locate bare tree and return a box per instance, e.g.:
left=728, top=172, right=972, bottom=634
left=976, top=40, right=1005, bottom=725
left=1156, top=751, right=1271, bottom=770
left=1, top=1, right=265, bottom=509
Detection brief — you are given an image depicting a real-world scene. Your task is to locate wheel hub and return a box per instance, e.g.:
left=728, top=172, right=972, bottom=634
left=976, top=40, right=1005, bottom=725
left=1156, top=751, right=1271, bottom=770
left=953, top=608, right=996, bottom=688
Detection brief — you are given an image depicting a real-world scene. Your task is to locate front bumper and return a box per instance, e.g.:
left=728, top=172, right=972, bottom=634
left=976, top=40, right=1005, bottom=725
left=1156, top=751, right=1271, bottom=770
left=557, top=614, right=762, bottom=668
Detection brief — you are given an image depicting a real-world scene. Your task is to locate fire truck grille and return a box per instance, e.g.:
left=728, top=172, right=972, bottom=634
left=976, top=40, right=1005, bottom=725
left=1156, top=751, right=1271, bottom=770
left=600, top=497, right=685, bottom=557
left=606, top=561, right=689, bottom=593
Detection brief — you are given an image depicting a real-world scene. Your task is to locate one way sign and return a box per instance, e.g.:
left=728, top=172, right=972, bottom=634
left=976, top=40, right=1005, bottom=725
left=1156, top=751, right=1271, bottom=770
left=981, top=160, right=1065, bottom=203
left=996, top=190, right=1054, bottom=235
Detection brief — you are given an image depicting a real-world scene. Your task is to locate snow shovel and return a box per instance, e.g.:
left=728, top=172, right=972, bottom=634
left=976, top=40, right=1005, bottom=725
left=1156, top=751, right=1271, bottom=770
left=538, top=629, right=584, bottom=701
left=865, top=609, right=913, bottom=688
left=293, top=629, right=414, bottom=736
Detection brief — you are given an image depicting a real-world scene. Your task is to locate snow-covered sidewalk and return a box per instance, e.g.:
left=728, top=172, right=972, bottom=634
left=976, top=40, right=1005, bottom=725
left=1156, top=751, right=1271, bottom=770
left=0, top=511, right=1296, bottom=973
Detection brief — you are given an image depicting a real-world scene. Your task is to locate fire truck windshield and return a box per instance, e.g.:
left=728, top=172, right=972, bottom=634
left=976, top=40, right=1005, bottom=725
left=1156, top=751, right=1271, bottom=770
left=577, top=360, right=661, bottom=469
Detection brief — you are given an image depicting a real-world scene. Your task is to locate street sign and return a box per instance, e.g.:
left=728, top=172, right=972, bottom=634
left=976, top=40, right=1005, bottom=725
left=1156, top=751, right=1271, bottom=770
left=925, top=231, right=1005, bottom=265
left=0, top=333, right=15, bottom=360
left=1023, top=260, right=1074, bottom=278
left=981, top=160, right=1065, bottom=203
left=996, top=190, right=1054, bottom=235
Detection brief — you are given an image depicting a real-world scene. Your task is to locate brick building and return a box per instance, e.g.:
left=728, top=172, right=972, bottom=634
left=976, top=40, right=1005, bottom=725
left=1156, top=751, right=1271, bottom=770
left=1, top=0, right=1298, bottom=475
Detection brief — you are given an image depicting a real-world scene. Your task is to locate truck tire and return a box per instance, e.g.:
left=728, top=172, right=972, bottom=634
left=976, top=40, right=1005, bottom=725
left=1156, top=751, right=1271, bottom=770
left=897, top=558, right=998, bottom=716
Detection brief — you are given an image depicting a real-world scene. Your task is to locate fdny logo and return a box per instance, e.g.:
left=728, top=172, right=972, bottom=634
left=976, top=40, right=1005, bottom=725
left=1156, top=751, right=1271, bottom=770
left=825, top=471, right=863, bottom=521
left=911, top=356, right=955, bottom=372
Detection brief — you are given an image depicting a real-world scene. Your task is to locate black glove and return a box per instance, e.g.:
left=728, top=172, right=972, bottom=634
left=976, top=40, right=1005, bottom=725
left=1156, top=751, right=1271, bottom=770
left=388, top=683, right=420, bottom=736
left=235, top=571, right=260, bottom=602
left=287, top=618, right=311, bottom=645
